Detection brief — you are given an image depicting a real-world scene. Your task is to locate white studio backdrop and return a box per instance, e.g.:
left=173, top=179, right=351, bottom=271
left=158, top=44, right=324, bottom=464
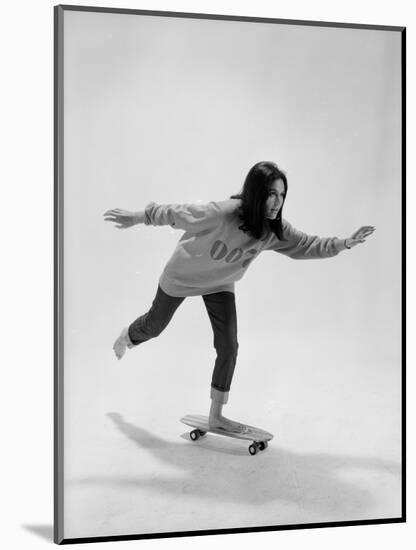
left=60, top=9, right=402, bottom=539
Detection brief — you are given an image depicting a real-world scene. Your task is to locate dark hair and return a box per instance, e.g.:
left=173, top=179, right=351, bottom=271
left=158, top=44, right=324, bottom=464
left=231, top=161, right=288, bottom=240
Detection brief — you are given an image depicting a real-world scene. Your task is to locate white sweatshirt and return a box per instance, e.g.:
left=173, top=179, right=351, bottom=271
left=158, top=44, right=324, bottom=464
left=144, top=199, right=346, bottom=297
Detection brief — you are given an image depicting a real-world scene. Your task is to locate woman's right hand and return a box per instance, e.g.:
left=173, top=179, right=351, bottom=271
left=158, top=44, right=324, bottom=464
left=103, top=208, right=144, bottom=229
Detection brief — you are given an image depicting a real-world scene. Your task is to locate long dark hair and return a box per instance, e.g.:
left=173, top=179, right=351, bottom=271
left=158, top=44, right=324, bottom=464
left=231, top=161, right=288, bottom=240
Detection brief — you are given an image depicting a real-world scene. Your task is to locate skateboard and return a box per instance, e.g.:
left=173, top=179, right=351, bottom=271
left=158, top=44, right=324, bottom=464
left=181, top=414, right=273, bottom=456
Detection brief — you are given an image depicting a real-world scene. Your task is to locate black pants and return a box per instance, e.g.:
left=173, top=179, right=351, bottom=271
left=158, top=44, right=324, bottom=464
left=128, top=285, right=238, bottom=395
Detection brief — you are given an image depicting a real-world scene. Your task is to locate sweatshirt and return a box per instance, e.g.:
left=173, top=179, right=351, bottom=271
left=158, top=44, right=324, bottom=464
left=144, top=199, right=347, bottom=297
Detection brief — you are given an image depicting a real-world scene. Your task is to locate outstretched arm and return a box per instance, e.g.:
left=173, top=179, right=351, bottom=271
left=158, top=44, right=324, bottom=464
left=103, top=209, right=145, bottom=229
left=142, top=201, right=225, bottom=231
left=104, top=199, right=241, bottom=232
left=270, top=219, right=376, bottom=259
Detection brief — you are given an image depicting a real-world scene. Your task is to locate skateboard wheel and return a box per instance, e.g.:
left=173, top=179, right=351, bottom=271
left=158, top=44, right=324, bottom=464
left=248, top=444, right=258, bottom=456
left=190, top=430, right=200, bottom=441
left=199, top=431, right=207, bottom=437
left=259, top=441, right=268, bottom=451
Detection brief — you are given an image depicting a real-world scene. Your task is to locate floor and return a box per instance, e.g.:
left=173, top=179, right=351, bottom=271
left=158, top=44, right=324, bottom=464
left=62, top=314, right=402, bottom=539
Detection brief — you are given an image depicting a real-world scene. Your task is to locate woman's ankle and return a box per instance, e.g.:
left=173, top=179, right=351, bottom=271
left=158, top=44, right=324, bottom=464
left=123, top=327, right=135, bottom=348
left=210, top=387, right=229, bottom=405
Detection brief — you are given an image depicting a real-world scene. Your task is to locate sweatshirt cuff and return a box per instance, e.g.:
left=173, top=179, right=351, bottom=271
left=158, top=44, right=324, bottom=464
left=333, top=238, right=347, bottom=253
left=144, top=202, right=157, bottom=225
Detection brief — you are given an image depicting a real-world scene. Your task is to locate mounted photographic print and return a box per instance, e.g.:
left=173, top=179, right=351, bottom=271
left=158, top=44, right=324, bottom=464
left=54, top=4, right=405, bottom=544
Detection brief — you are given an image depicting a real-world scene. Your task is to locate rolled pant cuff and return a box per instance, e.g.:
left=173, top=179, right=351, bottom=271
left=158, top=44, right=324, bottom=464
left=125, top=327, right=136, bottom=348
left=211, top=387, right=229, bottom=404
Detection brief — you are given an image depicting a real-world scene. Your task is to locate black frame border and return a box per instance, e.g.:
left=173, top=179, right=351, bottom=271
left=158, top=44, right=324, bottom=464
left=54, top=4, right=406, bottom=545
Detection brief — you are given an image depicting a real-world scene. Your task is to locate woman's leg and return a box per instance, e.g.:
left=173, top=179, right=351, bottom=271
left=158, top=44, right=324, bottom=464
left=202, top=291, right=246, bottom=433
left=113, top=285, right=185, bottom=359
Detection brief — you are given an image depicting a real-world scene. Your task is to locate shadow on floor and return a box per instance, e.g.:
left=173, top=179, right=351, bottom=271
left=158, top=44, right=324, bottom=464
left=68, top=412, right=402, bottom=519
left=21, top=524, right=53, bottom=542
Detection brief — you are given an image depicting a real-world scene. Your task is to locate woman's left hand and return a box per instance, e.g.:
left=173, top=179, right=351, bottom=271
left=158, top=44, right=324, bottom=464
left=345, top=226, right=376, bottom=249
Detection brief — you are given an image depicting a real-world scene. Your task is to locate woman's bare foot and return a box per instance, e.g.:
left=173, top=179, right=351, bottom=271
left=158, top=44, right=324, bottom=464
left=113, top=327, right=132, bottom=360
left=209, top=415, right=248, bottom=434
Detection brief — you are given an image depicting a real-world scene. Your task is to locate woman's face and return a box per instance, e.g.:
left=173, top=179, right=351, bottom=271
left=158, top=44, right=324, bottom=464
left=265, top=178, right=286, bottom=219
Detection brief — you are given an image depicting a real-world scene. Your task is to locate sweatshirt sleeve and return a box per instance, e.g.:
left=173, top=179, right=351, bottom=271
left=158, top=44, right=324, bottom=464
left=268, top=219, right=346, bottom=259
left=144, top=200, right=238, bottom=232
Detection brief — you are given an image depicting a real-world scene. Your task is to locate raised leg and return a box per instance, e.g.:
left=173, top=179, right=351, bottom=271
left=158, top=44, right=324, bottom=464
left=113, top=285, right=185, bottom=359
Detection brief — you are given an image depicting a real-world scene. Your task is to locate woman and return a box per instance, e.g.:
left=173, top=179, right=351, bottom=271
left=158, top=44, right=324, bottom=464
left=104, top=161, right=375, bottom=434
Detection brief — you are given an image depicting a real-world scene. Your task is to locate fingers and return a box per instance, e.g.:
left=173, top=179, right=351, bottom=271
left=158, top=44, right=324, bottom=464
left=350, top=238, right=367, bottom=247
left=104, top=209, right=126, bottom=220
left=360, top=227, right=375, bottom=236
left=356, top=226, right=375, bottom=231
left=352, top=226, right=376, bottom=239
left=356, top=231, right=373, bottom=239
left=362, top=227, right=376, bottom=234
left=104, top=208, right=123, bottom=215
left=104, top=210, right=118, bottom=221
left=104, top=212, right=125, bottom=223
left=104, top=213, right=128, bottom=228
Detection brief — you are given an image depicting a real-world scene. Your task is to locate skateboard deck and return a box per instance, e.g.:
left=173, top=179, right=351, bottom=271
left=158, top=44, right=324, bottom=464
left=181, top=414, right=273, bottom=455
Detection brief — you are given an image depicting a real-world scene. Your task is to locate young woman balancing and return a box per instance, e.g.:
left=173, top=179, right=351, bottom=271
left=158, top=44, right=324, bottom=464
left=104, top=161, right=375, bottom=434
